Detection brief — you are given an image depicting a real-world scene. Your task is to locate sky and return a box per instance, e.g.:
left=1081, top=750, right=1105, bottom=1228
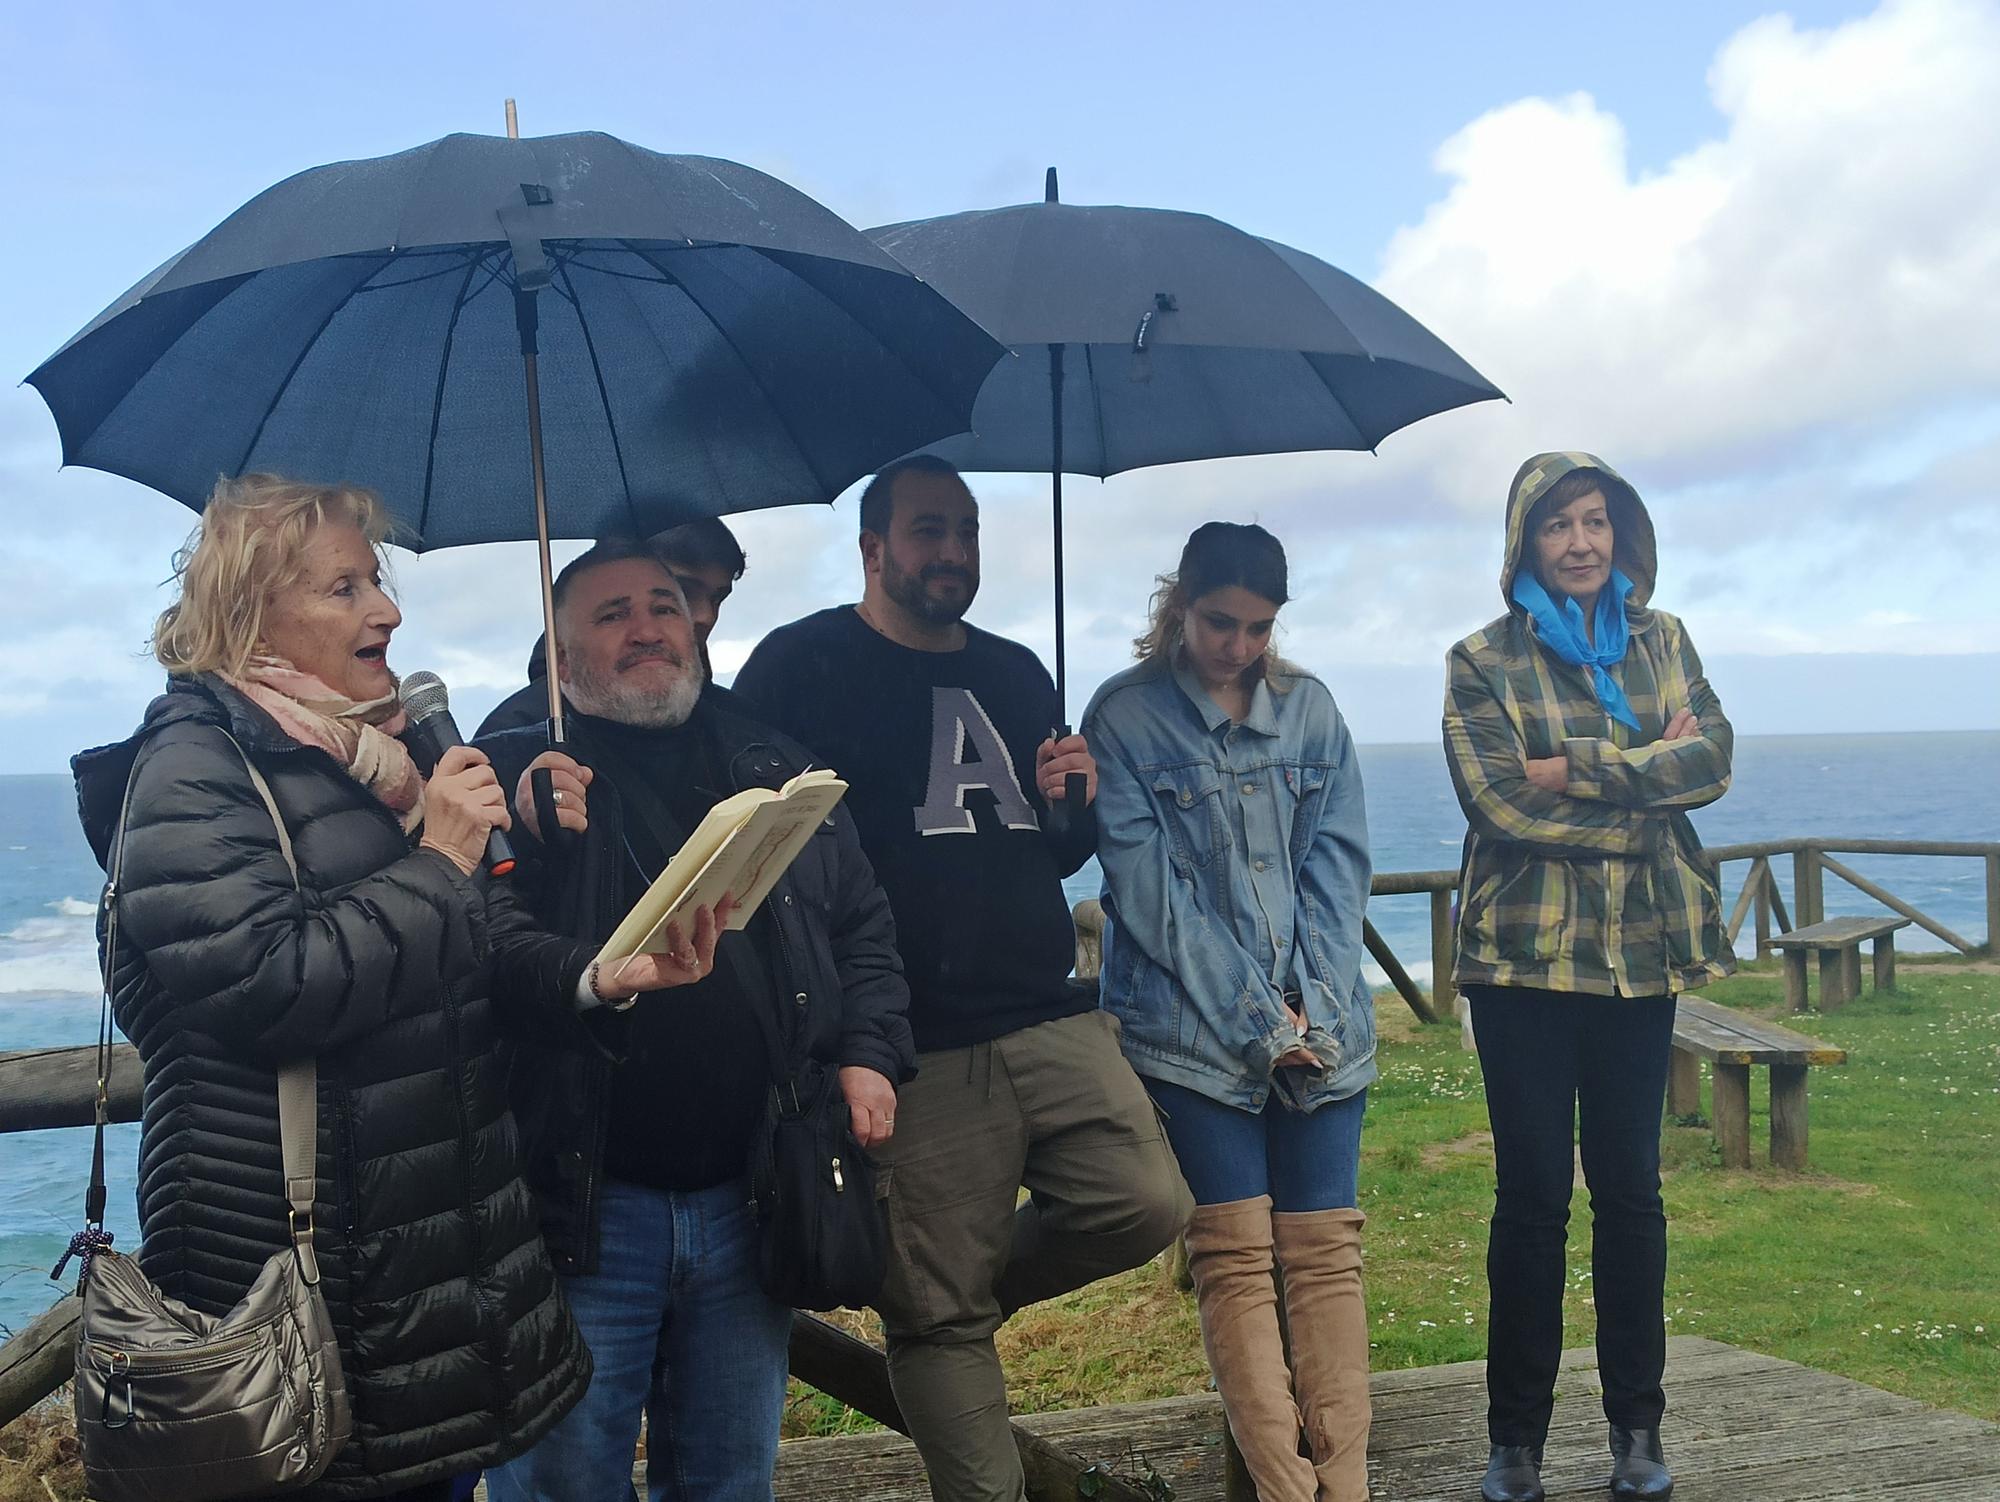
left=2, top=0, right=1997, bottom=770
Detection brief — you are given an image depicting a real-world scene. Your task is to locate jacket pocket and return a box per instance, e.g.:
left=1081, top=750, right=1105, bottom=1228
left=1151, top=766, right=1227, bottom=869
left=1466, top=858, right=1572, bottom=965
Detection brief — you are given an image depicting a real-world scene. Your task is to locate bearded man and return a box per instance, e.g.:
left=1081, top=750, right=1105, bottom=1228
left=733, top=458, right=1192, bottom=1502
left=476, top=537, right=913, bottom=1502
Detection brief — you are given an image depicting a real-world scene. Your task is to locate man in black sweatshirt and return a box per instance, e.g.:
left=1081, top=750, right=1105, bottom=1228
left=734, top=456, right=1192, bottom=1502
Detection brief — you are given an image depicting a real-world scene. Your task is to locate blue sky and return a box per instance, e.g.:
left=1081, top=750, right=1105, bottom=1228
left=3, top=0, right=1996, bottom=768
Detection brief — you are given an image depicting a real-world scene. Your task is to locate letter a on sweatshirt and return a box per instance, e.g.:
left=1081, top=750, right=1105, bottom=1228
left=914, top=686, right=1040, bottom=835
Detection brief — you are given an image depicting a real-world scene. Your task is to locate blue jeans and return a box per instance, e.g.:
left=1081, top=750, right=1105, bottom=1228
left=486, top=1178, right=793, bottom=1502
left=1144, top=1079, right=1366, bottom=1210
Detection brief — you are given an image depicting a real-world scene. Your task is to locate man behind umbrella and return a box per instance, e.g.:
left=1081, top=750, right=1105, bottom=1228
left=476, top=538, right=914, bottom=1502
left=734, top=455, right=1193, bottom=1502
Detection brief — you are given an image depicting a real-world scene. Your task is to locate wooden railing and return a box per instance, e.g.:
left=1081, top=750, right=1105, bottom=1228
left=1077, top=838, right=1998, bottom=1028
left=4, top=836, right=1993, bottom=1442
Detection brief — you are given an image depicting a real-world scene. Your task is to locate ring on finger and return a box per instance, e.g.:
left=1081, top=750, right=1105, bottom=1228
left=552, top=790, right=565, bottom=806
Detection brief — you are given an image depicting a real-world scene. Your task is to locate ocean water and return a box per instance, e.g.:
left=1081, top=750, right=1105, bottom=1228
left=2, top=731, right=1995, bottom=1335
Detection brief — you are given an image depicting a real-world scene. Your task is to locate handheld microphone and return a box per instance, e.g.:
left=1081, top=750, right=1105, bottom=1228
left=398, top=671, right=516, bottom=877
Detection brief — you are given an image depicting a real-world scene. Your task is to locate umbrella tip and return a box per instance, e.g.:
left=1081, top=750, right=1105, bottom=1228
left=1045, top=167, right=1059, bottom=204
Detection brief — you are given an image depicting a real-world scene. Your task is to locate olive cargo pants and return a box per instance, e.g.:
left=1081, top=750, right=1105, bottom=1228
left=874, top=1009, right=1194, bottom=1502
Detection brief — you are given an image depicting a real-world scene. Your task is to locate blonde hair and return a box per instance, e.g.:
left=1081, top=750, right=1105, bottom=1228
left=153, top=474, right=394, bottom=678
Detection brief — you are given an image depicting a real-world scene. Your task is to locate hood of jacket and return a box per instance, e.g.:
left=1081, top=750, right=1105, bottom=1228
left=73, top=674, right=303, bottom=870
left=1501, top=451, right=1658, bottom=614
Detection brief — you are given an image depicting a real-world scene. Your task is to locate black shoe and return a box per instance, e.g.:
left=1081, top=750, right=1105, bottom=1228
left=1609, top=1425, right=1673, bottom=1499
left=1481, top=1443, right=1545, bottom=1502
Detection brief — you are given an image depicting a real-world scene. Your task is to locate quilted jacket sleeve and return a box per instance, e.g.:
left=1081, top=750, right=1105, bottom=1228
left=115, top=724, right=487, bottom=1061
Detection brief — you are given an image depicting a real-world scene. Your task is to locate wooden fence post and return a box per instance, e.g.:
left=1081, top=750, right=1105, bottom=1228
left=1986, top=853, right=2000, bottom=955
left=1793, top=846, right=1824, bottom=929
left=1429, top=888, right=1457, bottom=1023
left=1753, top=858, right=1773, bottom=956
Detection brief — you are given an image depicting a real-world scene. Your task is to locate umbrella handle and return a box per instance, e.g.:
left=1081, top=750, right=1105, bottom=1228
left=530, top=764, right=566, bottom=848
left=1042, top=725, right=1095, bottom=846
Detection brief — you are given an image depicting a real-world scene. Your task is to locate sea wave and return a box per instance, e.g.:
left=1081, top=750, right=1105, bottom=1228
left=1364, top=958, right=1434, bottom=989
left=0, top=911, right=99, bottom=996
left=50, top=897, right=97, bottom=919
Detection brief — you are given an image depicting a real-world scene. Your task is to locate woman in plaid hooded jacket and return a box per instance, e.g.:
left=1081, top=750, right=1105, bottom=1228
left=1443, top=452, right=1734, bottom=1502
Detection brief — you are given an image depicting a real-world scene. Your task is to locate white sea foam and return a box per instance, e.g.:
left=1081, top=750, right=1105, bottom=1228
left=50, top=897, right=97, bottom=919
left=1363, top=959, right=1434, bottom=989
left=0, top=913, right=99, bottom=995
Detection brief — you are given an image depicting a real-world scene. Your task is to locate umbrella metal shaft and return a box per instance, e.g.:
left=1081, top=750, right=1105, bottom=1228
left=521, top=349, right=566, bottom=742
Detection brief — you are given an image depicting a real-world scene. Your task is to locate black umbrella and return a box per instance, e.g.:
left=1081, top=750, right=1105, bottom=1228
left=29, top=128, right=1002, bottom=740
left=872, top=170, right=1504, bottom=726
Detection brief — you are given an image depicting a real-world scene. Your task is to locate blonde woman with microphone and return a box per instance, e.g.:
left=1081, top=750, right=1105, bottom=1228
left=72, top=474, right=719, bottom=1501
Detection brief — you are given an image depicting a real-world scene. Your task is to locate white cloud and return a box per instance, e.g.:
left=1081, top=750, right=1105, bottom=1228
left=10, top=0, right=2000, bottom=769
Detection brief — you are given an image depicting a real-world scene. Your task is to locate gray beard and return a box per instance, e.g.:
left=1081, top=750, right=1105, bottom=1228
left=563, top=657, right=702, bottom=729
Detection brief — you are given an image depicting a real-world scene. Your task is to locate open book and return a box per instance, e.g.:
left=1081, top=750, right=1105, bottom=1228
left=594, top=769, right=847, bottom=966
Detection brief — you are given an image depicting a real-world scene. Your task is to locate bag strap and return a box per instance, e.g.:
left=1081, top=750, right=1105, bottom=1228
left=69, top=730, right=323, bottom=1285
left=225, top=742, right=325, bottom=1282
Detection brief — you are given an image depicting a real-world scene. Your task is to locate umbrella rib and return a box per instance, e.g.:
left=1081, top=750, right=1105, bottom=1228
left=416, top=253, right=488, bottom=546
left=1080, top=343, right=1113, bottom=476
left=556, top=257, right=639, bottom=531
left=627, top=243, right=836, bottom=499
left=1300, top=350, right=1384, bottom=452
left=772, top=250, right=979, bottom=443
left=231, top=256, right=387, bottom=479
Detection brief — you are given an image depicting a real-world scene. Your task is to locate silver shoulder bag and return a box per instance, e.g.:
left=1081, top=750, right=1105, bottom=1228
left=63, top=733, right=352, bottom=1501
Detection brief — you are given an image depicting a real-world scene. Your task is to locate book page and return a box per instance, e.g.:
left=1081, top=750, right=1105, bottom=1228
left=595, top=771, right=847, bottom=966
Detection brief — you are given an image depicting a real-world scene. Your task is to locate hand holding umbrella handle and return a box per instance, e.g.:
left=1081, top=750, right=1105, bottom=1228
left=530, top=765, right=566, bottom=848
left=1042, top=724, right=1095, bottom=846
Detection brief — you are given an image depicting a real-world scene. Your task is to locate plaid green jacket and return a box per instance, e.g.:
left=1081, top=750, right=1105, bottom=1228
left=1444, top=605, right=1736, bottom=998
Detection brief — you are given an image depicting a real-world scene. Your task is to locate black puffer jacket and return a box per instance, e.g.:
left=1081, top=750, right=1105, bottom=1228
left=72, top=676, right=591, bottom=1499
left=479, top=697, right=915, bottom=1275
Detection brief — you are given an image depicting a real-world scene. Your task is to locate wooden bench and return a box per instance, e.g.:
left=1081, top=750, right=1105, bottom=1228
left=1767, top=915, right=1911, bottom=1012
left=1667, top=996, right=1847, bottom=1170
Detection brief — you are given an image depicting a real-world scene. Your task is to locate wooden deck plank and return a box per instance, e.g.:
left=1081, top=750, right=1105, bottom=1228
left=768, top=1338, right=2000, bottom=1502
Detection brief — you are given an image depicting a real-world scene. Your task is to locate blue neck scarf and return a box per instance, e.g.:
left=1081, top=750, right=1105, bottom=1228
left=1511, top=567, right=1642, bottom=731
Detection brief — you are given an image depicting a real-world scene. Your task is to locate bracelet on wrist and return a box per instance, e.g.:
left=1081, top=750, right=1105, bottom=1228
left=587, top=959, right=637, bottom=1011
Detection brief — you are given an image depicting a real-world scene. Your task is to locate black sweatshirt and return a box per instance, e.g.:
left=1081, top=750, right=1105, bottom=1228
left=573, top=713, right=774, bottom=1193
left=732, top=607, right=1095, bottom=1052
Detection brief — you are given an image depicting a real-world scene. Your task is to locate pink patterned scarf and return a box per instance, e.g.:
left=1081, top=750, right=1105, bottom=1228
left=223, top=657, right=426, bottom=832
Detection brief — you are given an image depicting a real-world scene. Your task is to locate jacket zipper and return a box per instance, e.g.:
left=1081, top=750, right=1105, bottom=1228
left=442, top=994, right=507, bottom=1411
left=90, top=1331, right=262, bottom=1372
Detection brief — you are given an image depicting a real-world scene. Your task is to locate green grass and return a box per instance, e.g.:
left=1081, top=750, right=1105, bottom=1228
left=786, top=964, right=2000, bottom=1434
left=1361, top=965, right=2000, bottom=1419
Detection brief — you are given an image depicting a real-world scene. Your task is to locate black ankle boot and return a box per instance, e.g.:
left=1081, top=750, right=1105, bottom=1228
left=1609, top=1425, right=1673, bottom=1499
left=1481, top=1443, right=1545, bottom=1502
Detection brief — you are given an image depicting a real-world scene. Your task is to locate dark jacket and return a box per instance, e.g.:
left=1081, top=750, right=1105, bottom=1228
left=72, top=676, right=591, bottom=1500
left=478, top=696, right=915, bottom=1276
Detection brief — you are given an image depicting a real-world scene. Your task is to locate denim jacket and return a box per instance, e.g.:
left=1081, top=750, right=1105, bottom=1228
left=1082, top=655, right=1377, bottom=1112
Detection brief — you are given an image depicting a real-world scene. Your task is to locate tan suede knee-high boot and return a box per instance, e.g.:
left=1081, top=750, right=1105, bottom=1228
left=1272, top=1208, right=1372, bottom=1502
left=1184, top=1197, right=1319, bottom=1502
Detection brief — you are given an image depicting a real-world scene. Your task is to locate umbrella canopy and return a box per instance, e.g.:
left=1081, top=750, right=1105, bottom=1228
left=872, top=187, right=1500, bottom=475
left=870, top=177, right=1504, bottom=725
left=28, top=131, right=1003, bottom=548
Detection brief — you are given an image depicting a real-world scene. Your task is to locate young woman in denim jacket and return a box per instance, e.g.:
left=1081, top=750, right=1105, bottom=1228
left=1083, top=522, right=1376, bottom=1502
